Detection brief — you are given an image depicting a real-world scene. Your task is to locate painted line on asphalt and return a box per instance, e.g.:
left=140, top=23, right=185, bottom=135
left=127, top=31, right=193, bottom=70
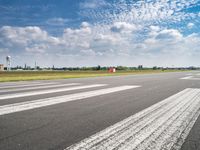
left=0, top=83, right=81, bottom=93
left=0, top=85, right=140, bottom=116
left=180, top=76, right=193, bottom=80
left=65, top=88, right=200, bottom=150
left=0, top=82, right=58, bottom=89
left=180, top=76, right=200, bottom=80
left=0, top=84, right=107, bottom=100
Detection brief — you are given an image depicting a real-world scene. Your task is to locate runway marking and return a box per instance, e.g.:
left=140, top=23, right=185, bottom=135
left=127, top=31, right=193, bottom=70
left=0, top=83, right=80, bottom=93
left=180, top=76, right=200, bottom=80
left=65, top=88, right=200, bottom=150
left=180, top=76, right=193, bottom=80
left=0, top=82, right=57, bottom=89
left=0, top=84, right=106, bottom=100
left=0, top=85, right=140, bottom=116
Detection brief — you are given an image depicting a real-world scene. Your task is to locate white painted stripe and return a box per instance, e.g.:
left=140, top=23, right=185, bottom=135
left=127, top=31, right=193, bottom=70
left=65, top=88, right=200, bottom=150
left=0, top=83, right=80, bottom=93
left=180, top=76, right=200, bottom=80
left=0, top=84, right=107, bottom=100
left=180, top=76, right=193, bottom=79
left=0, top=82, right=57, bottom=89
left=0, top=85, right=140, bottom=116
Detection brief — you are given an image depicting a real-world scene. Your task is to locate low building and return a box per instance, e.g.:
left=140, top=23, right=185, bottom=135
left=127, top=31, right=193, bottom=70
left=108, top=67, right=116, bottom=73
left=0, top=64, right=4, bottom=71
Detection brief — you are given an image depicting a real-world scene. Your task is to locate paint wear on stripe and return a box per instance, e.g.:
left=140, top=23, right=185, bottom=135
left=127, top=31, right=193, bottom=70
left=66, top=88, right=200, bottom=150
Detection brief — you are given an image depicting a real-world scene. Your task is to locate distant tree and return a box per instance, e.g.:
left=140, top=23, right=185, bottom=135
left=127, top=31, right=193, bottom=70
left=101, top=67, right=108, bottom=70
left=97, top=65, right=101, bottom=70
left=138, top=65, right=143, bottom=70
left=117, top=66, right=127, bottom=70
left=153, top=66, right=157, bottom=70
left=36, top=66, right=40, bottom=70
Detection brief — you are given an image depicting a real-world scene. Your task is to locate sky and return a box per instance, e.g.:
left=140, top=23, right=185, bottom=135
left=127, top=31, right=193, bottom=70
left=0, top=0, right=200, bottom=67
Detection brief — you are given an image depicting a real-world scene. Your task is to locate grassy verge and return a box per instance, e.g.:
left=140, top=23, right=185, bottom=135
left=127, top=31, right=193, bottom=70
left=0, top=70, right=188, bottom=82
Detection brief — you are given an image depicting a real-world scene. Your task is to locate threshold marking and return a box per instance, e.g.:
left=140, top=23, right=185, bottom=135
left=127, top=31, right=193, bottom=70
left=0, top=84, right=106, bottom=100
left=0, top=85, right=140, bottom=115
left=0, top=83, right=80, bottom=93
left=66, top=88, right=200, bottom=150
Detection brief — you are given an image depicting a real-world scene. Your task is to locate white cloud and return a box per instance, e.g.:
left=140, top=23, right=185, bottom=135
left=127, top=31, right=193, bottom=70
left=0, top=26, right=48, bottom=47
left=111, top=22, right=137, bottom=33
left=80, top=49, right=96, bottom=56
left=0, top=22, right=93, bottom=56
left=1, top=21, right=200, bottom=67
left=62, top=22, right=92, bottom=49
left=1, top=1, right=200, bottom=67
left=94, top=34, right=119, bottom=44
left=0, top=26, right=63, bottom=58
left=143, top=28, right=200, bottom=59
left=25, top=44, right=47, bottom=53
left=46, top=18, right=70, bottom=26
left=80, top=0, right=108, bottom=9
left=81, top=22, right=90, bottom=28
left=150, top=26, right=160, bottom=32
left=187, top=23, right=195, bottom=29
left=80, top=0, right=199, bottom=31
left=155, top=29, right=183, bottom=42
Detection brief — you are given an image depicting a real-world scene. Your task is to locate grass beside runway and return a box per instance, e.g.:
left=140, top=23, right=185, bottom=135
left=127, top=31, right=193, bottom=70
left=0, top=70, right=187, bottom=82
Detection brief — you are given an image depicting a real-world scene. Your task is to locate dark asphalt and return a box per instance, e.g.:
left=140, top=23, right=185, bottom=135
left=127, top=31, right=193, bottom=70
left=0, top=71, right=200, bottom=150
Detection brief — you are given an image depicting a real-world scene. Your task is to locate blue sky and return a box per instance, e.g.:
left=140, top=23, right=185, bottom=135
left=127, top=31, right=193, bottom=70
left=0, top=0, right=200, bottom=67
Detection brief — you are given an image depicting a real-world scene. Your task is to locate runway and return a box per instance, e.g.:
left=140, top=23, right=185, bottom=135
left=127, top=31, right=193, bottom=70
left=0, top=71, right=200, bottom=150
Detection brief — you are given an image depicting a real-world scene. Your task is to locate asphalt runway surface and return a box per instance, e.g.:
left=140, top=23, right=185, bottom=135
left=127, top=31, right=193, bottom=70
left=0, top=71, right=200, bottom=150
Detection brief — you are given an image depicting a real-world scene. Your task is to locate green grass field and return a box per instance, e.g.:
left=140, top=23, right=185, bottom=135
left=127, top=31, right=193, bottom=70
left=0, top=70, right=187, bottom=82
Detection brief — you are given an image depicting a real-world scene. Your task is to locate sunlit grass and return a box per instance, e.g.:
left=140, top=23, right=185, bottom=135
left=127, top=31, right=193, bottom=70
left=0, top=70, right=187, bottom=82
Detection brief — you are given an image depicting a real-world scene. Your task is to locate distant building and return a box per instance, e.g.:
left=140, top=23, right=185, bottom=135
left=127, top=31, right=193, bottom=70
left=0, top=64, right=4, bottom=71
left=109, top=67, right=116, bottom=73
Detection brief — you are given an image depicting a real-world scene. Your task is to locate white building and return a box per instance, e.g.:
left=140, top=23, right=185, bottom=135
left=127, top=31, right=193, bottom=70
left=0, top=64, right=4, bottom=71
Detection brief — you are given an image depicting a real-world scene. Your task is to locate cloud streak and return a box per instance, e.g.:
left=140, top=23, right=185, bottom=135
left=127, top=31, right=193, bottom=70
left=81, top=0, right=199, bottom=28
